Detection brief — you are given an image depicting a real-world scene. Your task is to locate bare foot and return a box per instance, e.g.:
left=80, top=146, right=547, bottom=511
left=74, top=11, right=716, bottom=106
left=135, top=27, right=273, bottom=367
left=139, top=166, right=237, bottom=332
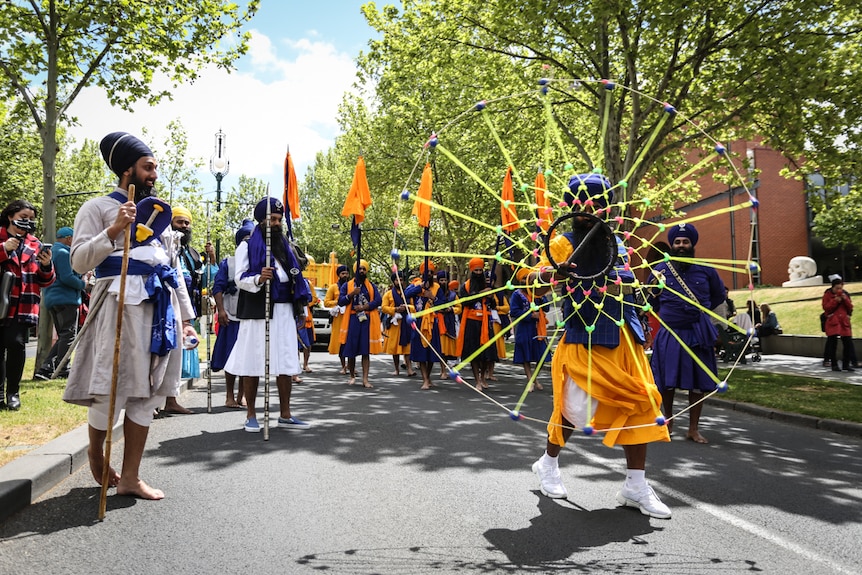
left=487, top=375, right=498, bottom=382
left=225, top=399, right=243, bottom=409
left=420, top=383, right=432, bottom=390
left=406, top=371, right=416, bottom=377
left=292, top=376, right=303, bottom=383
left=116, top=478, right=165, bottom=500
left=339, top=367, right=348, bottom=375
left=347, top=377, right=356, bottom=386
left=303, top=367, right=313, bottom=373
left=535, top=383, right=544, bottom=391
left=164, top=404, right=193, bottom=415
left=362, top=381, right=374, bottom=389
left=440, top=372, right=449, bottom=380
left=390, top=370, right=400, bottom=376
left=88, top=447, right=120, bottom=487
left=686, top=430, right=709, bottom=444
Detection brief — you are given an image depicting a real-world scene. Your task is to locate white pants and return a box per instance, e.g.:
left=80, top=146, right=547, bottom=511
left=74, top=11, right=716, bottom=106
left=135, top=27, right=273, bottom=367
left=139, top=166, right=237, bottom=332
left=88, top=394, right=162, bottom=430
left=560, top=375, right=599, bottom=428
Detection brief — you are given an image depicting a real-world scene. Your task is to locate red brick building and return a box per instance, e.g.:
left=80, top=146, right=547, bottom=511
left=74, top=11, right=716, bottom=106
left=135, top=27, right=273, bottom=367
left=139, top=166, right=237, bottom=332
left=644, top=141, right=817, bottom=289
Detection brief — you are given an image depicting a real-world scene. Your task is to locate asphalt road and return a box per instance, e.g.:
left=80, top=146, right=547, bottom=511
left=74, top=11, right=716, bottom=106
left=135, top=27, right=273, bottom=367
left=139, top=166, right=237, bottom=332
left=1, top=350, right=860, bottom=574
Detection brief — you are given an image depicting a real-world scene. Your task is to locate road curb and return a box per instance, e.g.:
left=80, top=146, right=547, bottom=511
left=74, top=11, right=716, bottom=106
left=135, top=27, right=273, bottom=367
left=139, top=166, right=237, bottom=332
left=710, top=398, right=862, bottom=437
left=0, top=378, right=193, bottom=523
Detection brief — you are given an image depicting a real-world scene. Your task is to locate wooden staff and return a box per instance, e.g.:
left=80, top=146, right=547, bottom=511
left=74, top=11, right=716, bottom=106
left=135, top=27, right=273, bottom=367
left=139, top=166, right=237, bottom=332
left=99, top=185, right=134, bottom=520
left=263, top=189, right=272, bottom=441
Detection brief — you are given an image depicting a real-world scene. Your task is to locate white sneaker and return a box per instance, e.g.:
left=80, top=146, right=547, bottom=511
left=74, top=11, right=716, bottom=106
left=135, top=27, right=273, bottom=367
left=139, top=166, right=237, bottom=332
left=532, top=458, right=568, bottom=499
left=616, top=483, right=672, bottom=519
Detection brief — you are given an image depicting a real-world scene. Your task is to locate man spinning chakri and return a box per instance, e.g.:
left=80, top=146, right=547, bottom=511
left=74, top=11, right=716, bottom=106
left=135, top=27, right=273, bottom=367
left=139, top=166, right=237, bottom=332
left=529, top=173, right=671, bottom=519
left=63, top=132, right=198, bottom=500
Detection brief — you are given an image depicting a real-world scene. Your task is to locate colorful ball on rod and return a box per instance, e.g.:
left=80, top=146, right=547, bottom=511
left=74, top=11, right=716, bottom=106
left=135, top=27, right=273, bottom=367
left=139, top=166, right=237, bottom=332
left=400, top=190, right=410, bottom=201
left=390, top=249, right=401, bottom=261
left=582, top=426, right=594, bottom=436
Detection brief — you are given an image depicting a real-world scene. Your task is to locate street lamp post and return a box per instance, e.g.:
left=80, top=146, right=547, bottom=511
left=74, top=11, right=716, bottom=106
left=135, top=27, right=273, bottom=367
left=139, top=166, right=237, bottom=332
left=209, top=129, right=230, bottom=261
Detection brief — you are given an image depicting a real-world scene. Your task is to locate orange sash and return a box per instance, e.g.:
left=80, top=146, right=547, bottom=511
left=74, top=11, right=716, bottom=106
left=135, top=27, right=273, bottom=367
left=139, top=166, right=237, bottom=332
left=456, top=280, right=490, bottom=356
left=524, top=289, right=547, bottom=340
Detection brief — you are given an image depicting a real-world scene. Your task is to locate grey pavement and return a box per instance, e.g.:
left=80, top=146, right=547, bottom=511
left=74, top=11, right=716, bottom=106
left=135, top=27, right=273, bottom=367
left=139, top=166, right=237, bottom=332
left=1, top=348, right=861, bottom=524
left=1, top=350, right=861, bottom=575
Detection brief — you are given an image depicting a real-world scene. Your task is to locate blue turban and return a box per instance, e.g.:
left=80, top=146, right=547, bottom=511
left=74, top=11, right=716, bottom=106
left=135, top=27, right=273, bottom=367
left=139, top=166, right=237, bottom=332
left=100, top=132, right=154, bottom=176
left=436, top=269, right=448, bottom=281
left=336, top=265, right=348, bottom=274
left=253, top=197, right=285, bottom=222
left=234, top=219, right=255, bottom=246
left=564, top=173, right=613, bottom=209
left=668, top=223, right=699, bottom=246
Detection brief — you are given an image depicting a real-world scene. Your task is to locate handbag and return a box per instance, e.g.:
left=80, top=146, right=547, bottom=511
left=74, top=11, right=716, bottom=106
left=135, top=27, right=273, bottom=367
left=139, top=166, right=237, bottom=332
left=0, top=270, right=16, bottom=318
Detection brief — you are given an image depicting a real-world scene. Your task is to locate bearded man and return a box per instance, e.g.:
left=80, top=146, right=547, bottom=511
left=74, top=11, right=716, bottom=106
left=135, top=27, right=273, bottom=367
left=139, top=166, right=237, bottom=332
left=649, top=223, right=725, bottom=444
left=325, top=264, right=350, bottom=373
left=337, top=260, right=382, bottom=388
left=456, top=257, right=498, bottom=391
left=63, top=131, right=198, bottom=499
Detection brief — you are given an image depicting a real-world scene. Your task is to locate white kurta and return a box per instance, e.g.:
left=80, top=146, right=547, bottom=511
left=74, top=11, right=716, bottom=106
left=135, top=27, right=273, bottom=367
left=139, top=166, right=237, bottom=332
left=223, top=241, right=300, bottom=377
left=62, top=190, right=195, bottom=406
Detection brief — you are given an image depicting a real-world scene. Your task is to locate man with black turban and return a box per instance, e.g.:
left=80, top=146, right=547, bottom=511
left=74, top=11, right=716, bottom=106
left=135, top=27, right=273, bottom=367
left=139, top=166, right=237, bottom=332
left=62, top=132, right=199, bottom=500
left=224, top=197, right=312, bottom=432
left=649, top=223, right=725, bottom=444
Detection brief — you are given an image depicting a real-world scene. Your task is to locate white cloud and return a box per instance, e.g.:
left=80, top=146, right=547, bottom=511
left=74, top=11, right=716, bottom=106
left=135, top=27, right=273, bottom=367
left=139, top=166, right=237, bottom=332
left=66, top=29, right=357, bottom=200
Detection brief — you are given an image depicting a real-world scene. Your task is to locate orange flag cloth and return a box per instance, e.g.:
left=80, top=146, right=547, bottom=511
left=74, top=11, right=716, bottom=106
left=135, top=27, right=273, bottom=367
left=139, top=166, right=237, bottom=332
left=341, top=156, right=373, bottom=223
left=501, top=167, right=520, bottom=232
left=284, top=151, right=300, bottom=220
left=535, top=170, right=551, bottom=232
left=412, top=163, right=433, bottom=228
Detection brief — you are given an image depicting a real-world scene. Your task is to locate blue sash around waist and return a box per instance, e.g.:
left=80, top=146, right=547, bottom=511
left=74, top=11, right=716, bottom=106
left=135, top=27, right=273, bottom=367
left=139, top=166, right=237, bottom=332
left=95, top=256, right=180, bottom=356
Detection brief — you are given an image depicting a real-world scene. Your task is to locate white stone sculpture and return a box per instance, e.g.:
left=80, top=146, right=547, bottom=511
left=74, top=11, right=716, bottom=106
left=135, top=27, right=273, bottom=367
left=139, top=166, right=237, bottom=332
left=782, top=256, right=823, bottom=287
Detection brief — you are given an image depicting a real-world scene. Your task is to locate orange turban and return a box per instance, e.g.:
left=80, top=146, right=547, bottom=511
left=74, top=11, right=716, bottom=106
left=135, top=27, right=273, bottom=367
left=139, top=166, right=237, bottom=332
left=469, top=257, right=485, bottom=272
left=419, top=260, right=436, bottom=274
left=515, top=267, right=532, bottom=282
left=448, top=280, right=459, bottom=291
left=354, top=259, right=369, bottom=273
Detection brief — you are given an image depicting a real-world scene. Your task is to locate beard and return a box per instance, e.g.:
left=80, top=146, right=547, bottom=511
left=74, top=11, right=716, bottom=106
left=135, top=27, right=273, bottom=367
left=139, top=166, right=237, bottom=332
left=670, top=246, right=694, bottom=272
left=470, top=270, right=486, bottom=292
left=338, top=275, right=348, bottom=286
left=267, top=224, right=292, bottom=272
left=129, top=168, right=155, bottom=202
left=174, top=228, right=192, bottom=247
left=356, top=271, right=368, bottom=283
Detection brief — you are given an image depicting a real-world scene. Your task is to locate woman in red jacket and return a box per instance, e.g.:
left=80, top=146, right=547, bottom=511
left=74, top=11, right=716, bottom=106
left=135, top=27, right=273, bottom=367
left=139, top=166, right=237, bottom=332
left=822, top=276, right=855, bottom=372
left=0, top=200, right=55, bottom=410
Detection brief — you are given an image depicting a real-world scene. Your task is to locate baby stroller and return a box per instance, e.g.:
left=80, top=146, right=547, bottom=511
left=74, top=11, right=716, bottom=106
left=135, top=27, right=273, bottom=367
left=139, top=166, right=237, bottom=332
left=719, top=327, right=761, bottom=363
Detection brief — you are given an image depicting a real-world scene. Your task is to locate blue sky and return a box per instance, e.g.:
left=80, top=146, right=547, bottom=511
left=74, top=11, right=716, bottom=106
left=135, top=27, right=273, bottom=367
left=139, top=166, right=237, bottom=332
left=67, top=1, right=381, bottom=204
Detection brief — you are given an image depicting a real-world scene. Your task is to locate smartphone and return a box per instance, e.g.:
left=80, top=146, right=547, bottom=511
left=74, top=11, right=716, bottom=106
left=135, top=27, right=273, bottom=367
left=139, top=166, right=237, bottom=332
left=39, top=243, right=52, bottom=254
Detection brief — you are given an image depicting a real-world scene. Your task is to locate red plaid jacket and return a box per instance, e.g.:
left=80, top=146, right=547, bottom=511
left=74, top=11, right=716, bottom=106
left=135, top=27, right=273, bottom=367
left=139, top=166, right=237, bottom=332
left=0, top=228, right=55, bottom=325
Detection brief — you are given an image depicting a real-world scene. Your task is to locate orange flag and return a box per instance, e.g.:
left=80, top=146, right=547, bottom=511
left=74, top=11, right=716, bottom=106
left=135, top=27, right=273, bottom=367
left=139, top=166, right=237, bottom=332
left=412, top=162, right=433, bottom=228
left=501, top=167, right=520, bottom=232
left=535, top=170, right=551, bottom=231
left=341, top=156, right=373, bottom=224
left=284, top=151, right=300, bottom=220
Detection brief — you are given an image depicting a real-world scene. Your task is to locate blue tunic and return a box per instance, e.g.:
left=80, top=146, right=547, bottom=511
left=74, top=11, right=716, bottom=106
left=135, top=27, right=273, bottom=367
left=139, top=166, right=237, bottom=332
left=649, top=261, right=725, bottom=392
left=509, top=289, right=549, bottom=364
left=338, top=280, right=382, bottom=357
left=405, top=282, right=444, bottom=363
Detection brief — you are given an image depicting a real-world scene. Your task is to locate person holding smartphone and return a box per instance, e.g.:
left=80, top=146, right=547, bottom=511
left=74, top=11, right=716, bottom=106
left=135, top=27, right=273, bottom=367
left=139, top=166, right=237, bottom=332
left=0, top=199, right=55, bottom=410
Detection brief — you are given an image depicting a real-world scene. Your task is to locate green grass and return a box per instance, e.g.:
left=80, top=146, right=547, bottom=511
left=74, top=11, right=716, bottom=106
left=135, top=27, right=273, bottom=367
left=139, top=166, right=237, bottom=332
left=718, top=368, right=862, bottom=423
left=0, top=357, right=88, bottom=467
left=729, top=281, right=862, bottom=336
